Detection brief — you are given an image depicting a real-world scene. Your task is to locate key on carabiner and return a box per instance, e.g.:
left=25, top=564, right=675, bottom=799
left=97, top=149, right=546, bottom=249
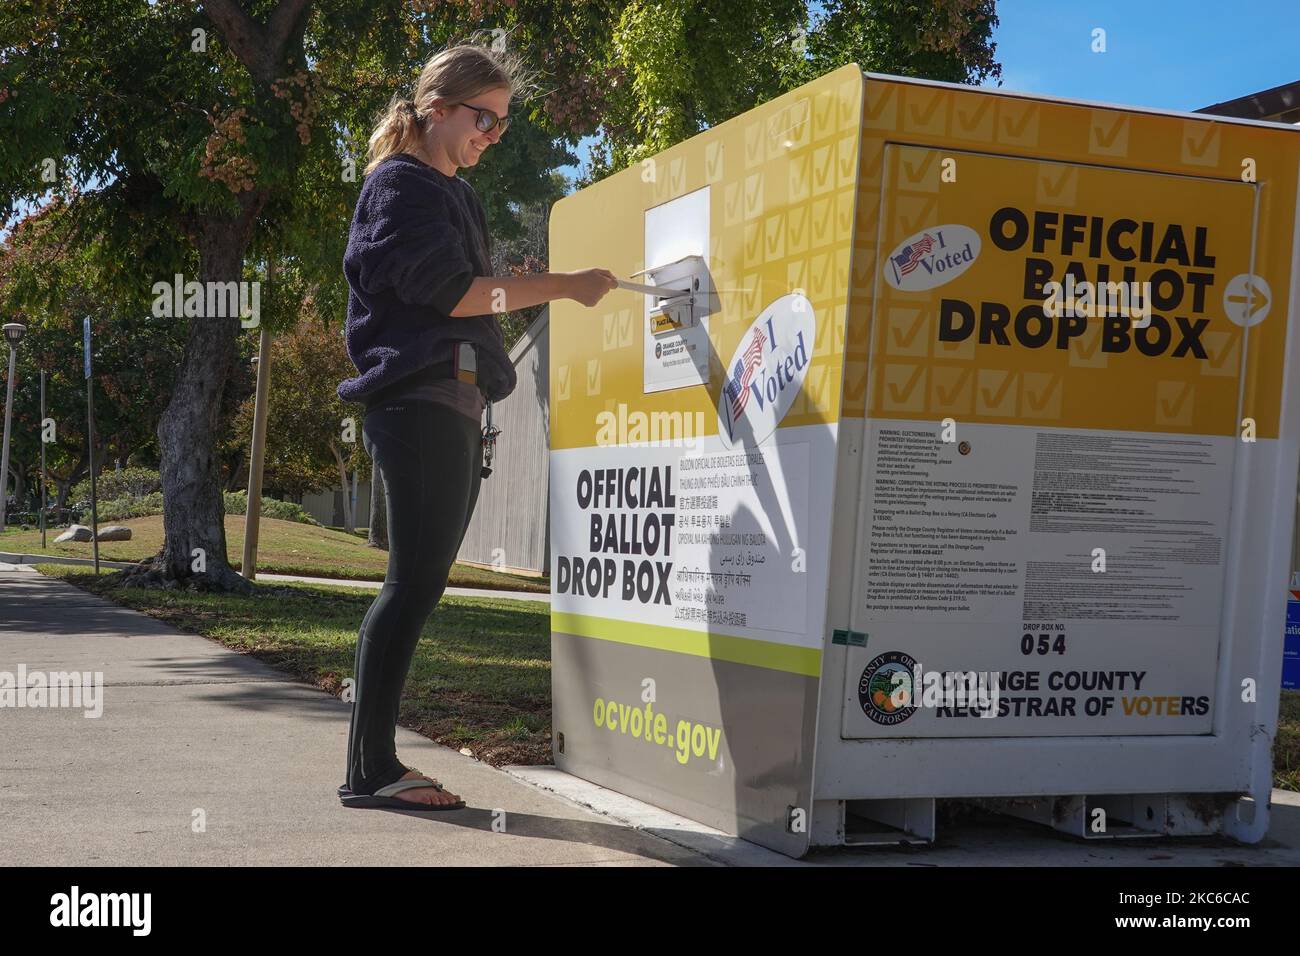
left=481, top=400, right=502, bottom=478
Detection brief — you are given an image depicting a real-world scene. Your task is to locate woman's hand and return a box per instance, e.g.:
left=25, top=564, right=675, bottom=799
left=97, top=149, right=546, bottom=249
left=451, top=270, right=620, bottom=316
left=564, top=268, right=619, bottom=307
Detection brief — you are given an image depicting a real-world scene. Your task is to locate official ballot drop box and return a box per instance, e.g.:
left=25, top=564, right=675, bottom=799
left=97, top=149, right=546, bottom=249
left=547, top=64, right=1300, bottom=858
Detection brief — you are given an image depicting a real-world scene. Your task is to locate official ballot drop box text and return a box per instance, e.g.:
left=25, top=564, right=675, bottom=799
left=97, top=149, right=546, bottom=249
left=547, top=65, right=1300, bottom=858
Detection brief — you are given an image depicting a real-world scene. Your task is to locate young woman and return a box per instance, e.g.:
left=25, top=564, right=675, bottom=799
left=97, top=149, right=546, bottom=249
left=336, top=42, right=617, bottom=811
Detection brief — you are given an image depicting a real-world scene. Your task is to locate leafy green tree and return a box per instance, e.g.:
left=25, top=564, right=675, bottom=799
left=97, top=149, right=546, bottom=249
left=584, top=0, right=1000, bottom=179
left=0, top=201, right=196, bottom=519
left=222, top=304, right=369, bottom=529
left=0, top=0, right=608, bottom=590
left=490, top=170, right=568, bottom=345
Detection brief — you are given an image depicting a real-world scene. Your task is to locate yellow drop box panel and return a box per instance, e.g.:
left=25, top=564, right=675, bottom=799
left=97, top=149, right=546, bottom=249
left=549, top=65, right=1300, bottom=857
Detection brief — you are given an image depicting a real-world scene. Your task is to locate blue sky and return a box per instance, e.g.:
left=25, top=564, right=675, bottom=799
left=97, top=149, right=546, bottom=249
left=980, top=0, right=1297, bottom=110
left=559, top=0, right=1300, bottom=181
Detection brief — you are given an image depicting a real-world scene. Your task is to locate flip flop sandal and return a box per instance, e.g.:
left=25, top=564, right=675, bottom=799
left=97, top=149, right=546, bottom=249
left=338, top=777, right=466, bottom=811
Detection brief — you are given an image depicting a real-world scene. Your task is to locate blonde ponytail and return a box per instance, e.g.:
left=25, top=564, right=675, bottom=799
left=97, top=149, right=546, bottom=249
left=365, top=97, right=425, bottom=175
left=364, top=35, right=537, bottom=176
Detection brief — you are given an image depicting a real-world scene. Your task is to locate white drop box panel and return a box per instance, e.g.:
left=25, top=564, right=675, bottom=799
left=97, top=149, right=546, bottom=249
left=643, top=187, right=712, bottom=393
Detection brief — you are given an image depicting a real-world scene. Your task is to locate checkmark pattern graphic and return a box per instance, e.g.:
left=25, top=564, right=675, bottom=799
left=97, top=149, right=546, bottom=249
left=703, top=68, right=860, bottom=425
left=555, top=72, right=1283, bottom=444
left=1089, top=112, right=1129, bottom=157
left=1181, top=120, right=1220, bottom=166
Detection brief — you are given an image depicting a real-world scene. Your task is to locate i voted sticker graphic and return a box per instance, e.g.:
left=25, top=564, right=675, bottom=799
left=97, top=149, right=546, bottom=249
left=717, top=293, right=815, bottom=448
left=884, top=224, right=981, bottom=292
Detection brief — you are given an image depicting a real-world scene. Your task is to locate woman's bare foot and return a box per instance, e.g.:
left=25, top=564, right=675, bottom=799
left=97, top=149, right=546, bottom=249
left=390, top=770, right=462, bottom=807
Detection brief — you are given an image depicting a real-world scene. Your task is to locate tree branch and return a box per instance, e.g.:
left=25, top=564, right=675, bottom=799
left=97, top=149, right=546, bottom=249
left=200, top=0, right=273, bottom=83
left=266, top=0, right=313, bottom=64
left=200, top=0, right=313, bottom=85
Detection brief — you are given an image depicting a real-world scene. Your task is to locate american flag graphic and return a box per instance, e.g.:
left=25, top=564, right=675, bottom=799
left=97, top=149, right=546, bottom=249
left=891, top=233, right=935, bottom=278
left=723, top=327, right=768, bottom=433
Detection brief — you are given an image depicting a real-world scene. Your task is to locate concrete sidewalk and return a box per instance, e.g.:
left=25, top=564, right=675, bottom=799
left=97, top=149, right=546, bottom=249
left=0, top=564, right=701, bottom=866
left=4, top=562, right=1298, bottom=867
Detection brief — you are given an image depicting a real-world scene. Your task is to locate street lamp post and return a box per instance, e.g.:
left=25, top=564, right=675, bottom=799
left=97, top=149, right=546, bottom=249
left=242, top=347, right=271, bottom=580
left=0, top=322, right=27, bottom=535
left=40, top=369, right=47, bottom=548
left=242, top=257, right=275, bottom=581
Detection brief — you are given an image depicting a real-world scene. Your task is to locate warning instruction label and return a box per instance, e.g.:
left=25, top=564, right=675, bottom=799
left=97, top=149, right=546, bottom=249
left=849, top=420, right=1230, bottom=737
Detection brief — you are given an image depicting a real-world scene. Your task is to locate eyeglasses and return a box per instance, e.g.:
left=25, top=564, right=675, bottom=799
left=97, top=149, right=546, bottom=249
left=454, top=102, right=511, bottom=134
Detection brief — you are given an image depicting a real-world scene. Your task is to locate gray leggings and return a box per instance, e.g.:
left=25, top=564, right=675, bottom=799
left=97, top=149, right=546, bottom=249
left=345, top=398, right=483, bottom=794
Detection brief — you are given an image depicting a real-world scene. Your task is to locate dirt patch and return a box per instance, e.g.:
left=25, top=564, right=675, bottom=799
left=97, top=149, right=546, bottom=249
left=402, top=689, right=553, bottom=767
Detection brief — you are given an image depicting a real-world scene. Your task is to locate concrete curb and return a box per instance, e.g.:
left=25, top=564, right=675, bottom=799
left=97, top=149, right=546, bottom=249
left=0, top=554, right=551, bottom=603
left=501, top=766, right=1300, bottom=865
left=501, top=765, right=785, bottom=866
left=0, top=550, right=137, bottom=570
left=255, top=572, right=550, bottom=603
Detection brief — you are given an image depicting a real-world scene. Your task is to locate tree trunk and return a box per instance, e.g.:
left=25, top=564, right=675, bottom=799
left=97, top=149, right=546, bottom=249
left=225, top=448, right=246, bottom=491
left=11, top=460, right=26, bottom=516
left=129, top=201, right=263, bottom=592
left=329, top=440, right=353, bottom=533
left=367, top=460, right=388, bottom=549
left=54, top=477, right=70, bottom=522
left=54, top=455, right=88, bottom=523
left=350, top=467, right=358, bottom=533
left=68, top=457, right=88, bottom=489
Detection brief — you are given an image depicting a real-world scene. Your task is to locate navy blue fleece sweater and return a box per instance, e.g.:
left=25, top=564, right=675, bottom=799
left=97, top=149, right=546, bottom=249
left=337, top=153, right=517, bottom=404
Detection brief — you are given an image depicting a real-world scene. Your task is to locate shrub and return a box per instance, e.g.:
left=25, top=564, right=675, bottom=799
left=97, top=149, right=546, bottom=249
left=95, top=492, right=165, bottom=522
left=71, top=467, right=161, bottom=503
left=77, top=491, right=319, bottom=526
left=223, top=491, right=320, bottom=525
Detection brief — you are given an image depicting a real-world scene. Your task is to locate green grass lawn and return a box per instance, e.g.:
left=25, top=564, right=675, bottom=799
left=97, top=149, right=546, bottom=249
left=1, top=514, right=548, bottom=592
left=1277, top=689, right=1300, bottom=792
left=37, top=564, right=552, bottom=766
